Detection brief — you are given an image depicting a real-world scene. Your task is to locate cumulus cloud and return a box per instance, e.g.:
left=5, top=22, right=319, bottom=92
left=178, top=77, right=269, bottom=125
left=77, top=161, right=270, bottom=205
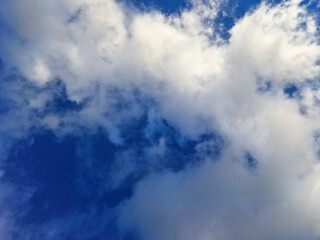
left=0, top=0, right=320, bottom=239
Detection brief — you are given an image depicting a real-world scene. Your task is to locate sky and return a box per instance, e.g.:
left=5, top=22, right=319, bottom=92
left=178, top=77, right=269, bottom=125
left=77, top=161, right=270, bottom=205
left=0, top=0, right=320, bottom=239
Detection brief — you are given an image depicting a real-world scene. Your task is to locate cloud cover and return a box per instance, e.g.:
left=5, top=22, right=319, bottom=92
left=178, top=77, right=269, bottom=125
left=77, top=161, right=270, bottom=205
left=0, top=0, right=320, bottom=239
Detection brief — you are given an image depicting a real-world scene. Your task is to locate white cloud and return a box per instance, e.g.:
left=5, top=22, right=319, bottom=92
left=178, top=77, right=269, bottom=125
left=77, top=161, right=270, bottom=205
left=119, top=159, right=320, bottom=240
left=1, top=0, right=320, bottom=239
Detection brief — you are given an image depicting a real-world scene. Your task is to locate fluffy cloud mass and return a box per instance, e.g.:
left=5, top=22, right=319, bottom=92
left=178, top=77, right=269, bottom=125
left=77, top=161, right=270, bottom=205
left=0, top=0, right=320, bottom=239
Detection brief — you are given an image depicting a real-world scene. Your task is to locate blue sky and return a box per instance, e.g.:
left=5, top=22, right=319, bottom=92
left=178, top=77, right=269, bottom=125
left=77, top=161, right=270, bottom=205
left=0, top=0, right=320, bottom=240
